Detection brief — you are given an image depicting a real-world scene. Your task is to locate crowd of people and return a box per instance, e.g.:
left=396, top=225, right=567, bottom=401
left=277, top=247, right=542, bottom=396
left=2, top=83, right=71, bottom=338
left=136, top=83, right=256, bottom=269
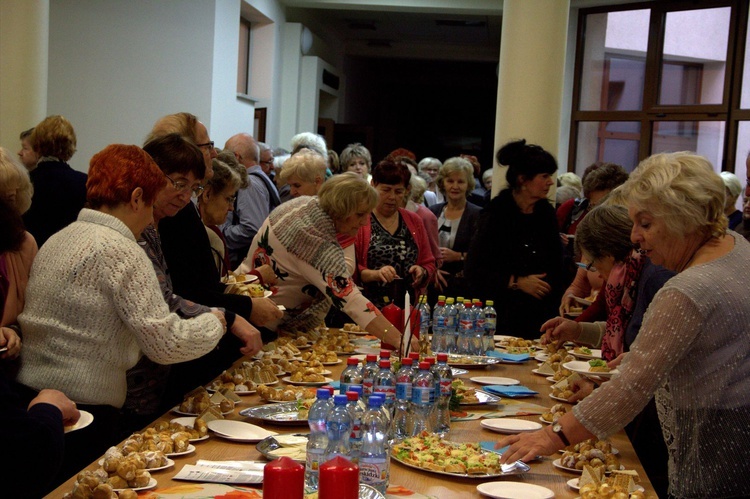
left=1, top=112, right=749, bottom=498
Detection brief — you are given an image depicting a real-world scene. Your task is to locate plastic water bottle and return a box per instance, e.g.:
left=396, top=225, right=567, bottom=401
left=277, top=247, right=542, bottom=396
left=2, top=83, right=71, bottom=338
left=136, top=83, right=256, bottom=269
left=417, top=295, right=430, bottom=347
left=392, top=358, right=414, bottom=440
left=426, top=357, right=440, bottom=429
left=410, top=361, right=435, bottom=435
left=473, top=300, right=486, bottom=355
left=433, top=353, right=453, bottom=436
left=458, top=300, right=473, bottom=354
left=324, top=394, right=352, bottom=461
left=346, top=390, right=364, bottom=464
left=443, top=297, right=457, bottom=353
left=374, top=359, right=396, bottom=414
left=484, top=300, right=497, bottom=353
left=359, top=395, right=390, bottom=494
left=340, top=357, right=363, bottom=394
left=305, top=388, right=332, bottom=491
left=362, top=354, right=379, bottom=402
left=369, top=393, right=391, bottom=429
left=431, top=299, right=446, bottom=353
left=349, top=384, right=367, bottom=412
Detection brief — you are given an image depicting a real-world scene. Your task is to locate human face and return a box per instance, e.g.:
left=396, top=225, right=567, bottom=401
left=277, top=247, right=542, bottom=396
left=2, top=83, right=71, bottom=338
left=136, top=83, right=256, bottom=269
left=483, top=175, right=492, bottom=191
left=422, top=164, right=439, bottom=181
left=521, top=173, right=554, bottom=201
left=580, top=251, right=616, bottom=281
left=259, top=149, right=274, bottom=175
left=287, top=174, right=319, bottom=198
left=346, top=157, right=369, bottom=178
left=201, top=184, right=237, bottom=226
left=153, top=171, right=200, bottom=222
left=374, top=182, right=406, bottom=217
left=334, top=201, right=372, bottom=237
left=443, top=171, right=468, bottom=203
left=629, top=206, right=689, bottom=270
left=743, top=196, right=750, bottom=221
left=18, top=138, right=39, bottom=170
left=195, top=122, right=216, bottom=179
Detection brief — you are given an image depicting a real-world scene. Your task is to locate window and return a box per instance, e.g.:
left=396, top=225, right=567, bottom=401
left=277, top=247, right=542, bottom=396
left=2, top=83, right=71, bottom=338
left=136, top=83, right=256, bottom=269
left=569, top=1, right=749, bottom=175
left=238, top=18, right=251, bottom=95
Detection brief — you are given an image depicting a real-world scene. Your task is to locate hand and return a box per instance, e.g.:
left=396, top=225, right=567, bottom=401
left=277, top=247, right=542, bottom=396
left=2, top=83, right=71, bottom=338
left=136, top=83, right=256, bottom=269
left=518, top=273, right=551, bottom=299
left=497, top=427, right=561, bottom=464
left=539, top=316, right=582, bottom=346
left=255, top=264, right=277, bottom=286
left=435, top=269, right=449, bottom=291
left=250, top=297, right=284, bottom=326
left=559, top=294, right=576, bottom=316
left=0, top=327, right=21, bottom=359
left=230, top=315, right=263, bottom=356
left=607, top=353, right=626, bottom=369
left=29, top=389, right=80, bottom=426
left=408, top=265, right=426, bottom=287
left=567, top=377, right=595, bottom=402
left=210, top=309, right=227, bottom=330
left=374, top=265, right=399, bottom=283
left=559, top=233, right=570, bottom=246
left=439, top=247, right=461, bottom=263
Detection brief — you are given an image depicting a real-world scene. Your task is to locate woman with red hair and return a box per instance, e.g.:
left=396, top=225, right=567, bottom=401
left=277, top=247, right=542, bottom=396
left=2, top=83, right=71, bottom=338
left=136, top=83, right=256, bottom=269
left=15, top=144, right=256, bottom=488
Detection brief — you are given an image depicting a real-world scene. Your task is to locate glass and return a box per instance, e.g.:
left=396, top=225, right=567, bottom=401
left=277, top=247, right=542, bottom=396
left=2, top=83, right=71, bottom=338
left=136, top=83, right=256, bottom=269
left=165, top=173, right=205, bottom=196
left=658, top=7, right=730, bottom=106
left=196, top=141, right=215, bottom=151
left=575, top=121, right=641, bottom=175
left=651, top=121, right=725, bottom=171
left=576, top=261, right=597, bottom=273
left=579, top=9, right=650, bottom=111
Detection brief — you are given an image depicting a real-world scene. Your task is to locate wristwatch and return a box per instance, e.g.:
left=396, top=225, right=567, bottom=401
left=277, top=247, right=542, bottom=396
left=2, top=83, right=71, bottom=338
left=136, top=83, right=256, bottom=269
left=552, top=423, right=570, bottom=446
left=510, top=276, right=518, bottom=291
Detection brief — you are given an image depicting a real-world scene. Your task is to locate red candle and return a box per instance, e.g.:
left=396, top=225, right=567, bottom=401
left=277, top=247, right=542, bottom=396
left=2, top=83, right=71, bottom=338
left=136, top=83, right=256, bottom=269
left=319, top=456, right=359, bottom=499
left=263, top=456, right=304, bottom=499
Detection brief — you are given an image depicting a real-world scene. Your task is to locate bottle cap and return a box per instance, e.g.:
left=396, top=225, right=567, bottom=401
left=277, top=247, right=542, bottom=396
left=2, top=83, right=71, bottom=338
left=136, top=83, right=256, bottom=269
left=347, top=357, right=359, bottom=365
left=349, top=385, right=363, bottom=395
left=486, top=300, right=494, bottom=306
left=380, top=350, right=391, bottom=359
left=446, top=297, right=454, bottom=304
left=401, top=357, right=413, bottom=366
left=437, top=353, right=448, bottom=362
left=317, top=388, right=331, bottom=399
left=379, top=359, right=391, bottom=368
left=419, top=361, right=430, bottom=370
left=326, top=386, right=335, bottom=396
left=409, top=352, right=420, bottom=360
left=476, top=301, right=483, bottom=307
left=346, top=391, right=359, bottom=401
left=425, top=357, right=436, bottom=365
left=368, top=395, right=383, bottom=408
left=334, top=394, right=348, bottom=405
left=366, top=354, right=377, bottom=362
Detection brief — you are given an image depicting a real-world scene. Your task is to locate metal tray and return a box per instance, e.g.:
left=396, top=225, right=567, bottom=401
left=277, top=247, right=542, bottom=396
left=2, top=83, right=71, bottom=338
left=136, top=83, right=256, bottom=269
left=240, top=402, right=308, bottom=426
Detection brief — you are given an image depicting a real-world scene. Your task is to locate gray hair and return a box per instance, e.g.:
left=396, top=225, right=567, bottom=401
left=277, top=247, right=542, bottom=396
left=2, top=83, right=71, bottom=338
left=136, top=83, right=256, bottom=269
left=340, top=143, right=372, bottom=169
left=291, top=132, right=327, bottom=158
left=418, top=157, right=442, bottom=173
left=720, top=171, right=742, bottom=200
left=318, top=172, right=377, bottom=221
left=0, top=147, right=33, bottom=214
left=558, top=172, right=582, bottom=194
left=207, top=159, right=241, bottom=195
left=575, top=204, right=634, bottom=262
left=409, top=174, right=428, bottom=204
left=437, top=157, right=475, bottom=195
left=216, top=150, right=248, bottom=189
left=556, top=185, right=579, bottom=207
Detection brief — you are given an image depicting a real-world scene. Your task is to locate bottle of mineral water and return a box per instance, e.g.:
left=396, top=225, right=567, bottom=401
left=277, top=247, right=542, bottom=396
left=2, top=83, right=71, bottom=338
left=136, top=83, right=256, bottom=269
left=433, top=353, right=453, bottom=436
left=457, top=300, right=473, bottom=354
left=484, top=300, right=497, bottom=353
left=305, top=388, right=332, bottom=491
left=362, top=354, right=379, bottom=402
left=410, top=361, right=435, bottom=435
left=443, top=297, right=457, bottom=353
left=324, top=394, right=352, bottom=461
left=472, top=300, right=486, bottom=355
left=431, top=299, right=446, bottom=353
left=359, top=395, right=390, bottom=494
left=426, top=357, right=440, bottom=430
left=374, top=359, right=396, bottom=415
left=392, top=357, right=414, bottom=440
left=340, top=357, right=363, bottom=394
left=346, top=390, right=364, bottom=464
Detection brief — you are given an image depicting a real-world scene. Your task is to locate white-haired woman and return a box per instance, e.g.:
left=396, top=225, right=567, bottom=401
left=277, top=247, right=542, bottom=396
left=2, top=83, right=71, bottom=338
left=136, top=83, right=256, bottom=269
left=720, top=171, right=743, bottom=229
left=279, top=150, right=327, bottom=198
left=499, top=152, right=750, bottom=498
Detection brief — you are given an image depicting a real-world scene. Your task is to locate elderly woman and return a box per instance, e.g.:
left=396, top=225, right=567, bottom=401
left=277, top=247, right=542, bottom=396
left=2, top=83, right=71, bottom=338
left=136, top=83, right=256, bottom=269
left=418, top=157, right=442, bottom=205
left=22, top=115, right=87, bottom=247
left=279, top=150, right=327, bottom=198
left=429, top=157, right=481, bottom=298
left=340, top=142, right=372, bottom=181
left=236, top=173, right=417, bottom=349
left=465, top=140, right=564, bottom=339
left=499, top=152, right=750, bottom=498
left=16, top=144, right=257, bottom=482
left=355, top=160, right=436, bottom=310
left=720, top=171, right=743, bottom=229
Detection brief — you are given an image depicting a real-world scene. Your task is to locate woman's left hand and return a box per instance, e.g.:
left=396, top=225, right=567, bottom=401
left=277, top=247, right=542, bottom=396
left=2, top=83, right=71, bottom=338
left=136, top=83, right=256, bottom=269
left=229, top=315, right=263, bottom=356
left=408, top=265, right=426, bottom=287
left=439, top=247, right=462, bottom=263
left=435, top=269, right=449, bottom=291
left=497, top=427, right=561, bottom=464
left=0, top=327, right=21, bottom=359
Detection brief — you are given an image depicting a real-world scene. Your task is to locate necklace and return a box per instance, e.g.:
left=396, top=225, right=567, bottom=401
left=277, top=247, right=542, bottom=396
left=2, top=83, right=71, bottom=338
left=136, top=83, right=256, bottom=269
left=375, top=211, right=399, bottom=233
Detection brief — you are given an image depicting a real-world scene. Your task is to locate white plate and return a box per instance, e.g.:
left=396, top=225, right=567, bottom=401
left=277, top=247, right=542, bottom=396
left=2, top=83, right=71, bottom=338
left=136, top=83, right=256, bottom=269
left=554, top=458, right=624, bottom=474
left=222, top=274, right=259, bottom=285
left=545, top=376, right=557, bottom=383
left=534, top=353, right=549, bottom=362
left=530, top=368, right=550, bottom=376
left=563, top=360, right=620, bottom=378
left=114, top=478, right=158, bottom=493
left=549, top=393, right=572, bottom=403
left=539, top=416, right=552, bottom=425
left=494, top=335, right=514, bottom=342
left=282, top=376, right=334, bottom=386
left=99, top=457, right=175, bottom=472
left=571, top=348, right=603, bottom=360
left=168, top=417, right=210, bottom=442
left=171, top=406, right=235, bottom=417
left=166, top=444, right=195, bottom=457
left=481, top=418, right=543, bottom=434
left=477, top=481, right=554, bottom=499
left=64, top=410, right=94, bottom=433
left=572, top=296, right=593, bottom=306
left=470, top=376, right=520, bottom=386
left=0, top=347, right=7, bottom=353
left=206, top=386, right=257, bottom=395
left=207, top=420, right=277, bottom=442
left=322, top=359, right=344, bottom=366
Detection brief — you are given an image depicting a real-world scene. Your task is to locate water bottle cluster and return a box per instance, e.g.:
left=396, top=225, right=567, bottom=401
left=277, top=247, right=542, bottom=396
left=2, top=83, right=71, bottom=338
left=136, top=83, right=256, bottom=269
left=429, top=295, right=497, bottom=355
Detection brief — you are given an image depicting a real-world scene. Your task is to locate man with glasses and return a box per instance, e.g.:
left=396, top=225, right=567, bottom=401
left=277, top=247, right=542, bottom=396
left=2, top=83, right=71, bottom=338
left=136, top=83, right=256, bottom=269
left=222, top=133, right=281, bottom=269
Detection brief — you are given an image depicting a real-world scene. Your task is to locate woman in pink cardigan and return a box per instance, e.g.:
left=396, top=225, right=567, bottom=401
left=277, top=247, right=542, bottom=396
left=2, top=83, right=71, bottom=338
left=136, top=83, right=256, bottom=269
left=355, top=159, right=436, bottom=309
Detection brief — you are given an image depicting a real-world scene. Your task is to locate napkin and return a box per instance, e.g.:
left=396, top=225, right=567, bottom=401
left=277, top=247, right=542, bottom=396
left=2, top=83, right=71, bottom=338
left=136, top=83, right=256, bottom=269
left=483, top=385, right=538, bottom=398
left=327, top=381, right=341, bottom=390
left=486, top=351, right=530, bottom=363
left=480, top=442, right=509, bottom=454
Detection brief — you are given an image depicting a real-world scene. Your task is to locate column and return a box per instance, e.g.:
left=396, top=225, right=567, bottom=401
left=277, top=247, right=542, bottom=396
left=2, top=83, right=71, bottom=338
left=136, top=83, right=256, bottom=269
left=491, top=0, right=570, bottom=197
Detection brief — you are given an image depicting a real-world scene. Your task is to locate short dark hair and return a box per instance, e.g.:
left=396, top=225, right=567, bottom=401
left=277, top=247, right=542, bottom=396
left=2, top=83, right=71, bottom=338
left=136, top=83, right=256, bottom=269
left=498, top=139, right=557, bottom=190
left=372, top=158, right=411, bottom=188
left=143, top=133, right=205, bottom=179
left=582, top=162, right=628, bottom=198
left=575, top=204, right=634, bottom=262
left=19, top=128, right=34, bottom=140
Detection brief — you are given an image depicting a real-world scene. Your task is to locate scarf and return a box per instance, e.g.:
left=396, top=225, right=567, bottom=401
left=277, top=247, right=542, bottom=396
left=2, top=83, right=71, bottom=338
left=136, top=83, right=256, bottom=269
left=602, top=250, right=645, bottom=361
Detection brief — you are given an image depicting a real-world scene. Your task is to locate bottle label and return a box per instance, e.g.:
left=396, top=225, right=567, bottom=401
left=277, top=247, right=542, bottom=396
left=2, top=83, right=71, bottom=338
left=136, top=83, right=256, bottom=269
left=375, top=385, right=396, bottom=404
left=359, top=456, right=388, bottom=487
left=411, top=386, right=433, bottom=405
left=306, top=447, right=325, bottom=472
left=396, top=381, right=412, bottom=400
left=475, top=318, right=485, bottom=330
left=350, top=418, right=362, bottom=441
left=363, top=377, right=374, bottom=395
left=436, top=316, right=445, bottom=328
left=439, top=377, right=452, bottom=397
left=459, top=318, right=473, bottom=332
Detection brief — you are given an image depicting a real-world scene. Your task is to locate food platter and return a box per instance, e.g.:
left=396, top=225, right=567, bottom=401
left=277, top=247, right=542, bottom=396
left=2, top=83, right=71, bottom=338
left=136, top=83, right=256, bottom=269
left=256, top=433, right=309, bottom=462
left=459, top=390, right=501, bottom=406
left=171, top=406, right=235, bottom=417
left=166, top=444, right=196, bottom=457
left=114, top=478, right=157, bottom=493
left=390, top=453, right=526, bottom=479
left=446, top=355, right=500, bottom=368
left=566, top=477, right=642, bottom=492
left=240, top=402, right=309, bottom=426
left=281, top=376, right=334, bottom=386
left=563, top=361, right=620, bottom=378
left=322, top=359, right=343, bottom=366
left=99, top=457, right=175, bottom=472
left=549, top=393, right=572, bottom=403
left=207, top=420, right=277, bottom=443
left=169, top=417, right=210, bottom=442
left=553, top=458, right=624, bottom=474
left=571, top=348, right=603, bottom=360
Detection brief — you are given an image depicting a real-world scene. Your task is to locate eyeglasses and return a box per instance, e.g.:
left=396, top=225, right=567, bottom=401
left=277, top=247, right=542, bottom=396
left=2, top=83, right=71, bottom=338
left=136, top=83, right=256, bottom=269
left=225, top=195, right=237, bottom=204
left=260, top=159, right=274, bottom=165
left=576, top=261, right=597, bottom=273
left=196, top=141, right=215, bottom=151
left=165, top=173, right=205, bottom=196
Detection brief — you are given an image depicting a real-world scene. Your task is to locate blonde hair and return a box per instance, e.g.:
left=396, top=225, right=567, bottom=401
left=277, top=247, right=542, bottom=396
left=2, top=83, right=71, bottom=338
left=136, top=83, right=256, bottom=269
left=318, top=172, right=377, bottom=221
left=145, top=112, right=198, bottom=144
left=279, top=150, right=327, bottom=184
left=0, top=148, right=33, bottom=214
left=409, top=174, right=428, bottom=204
left=31, top=115, right=77, bottom=161
left=437, top=157, right=475, bottom=195
left=622, top=152, right=727, bottom=239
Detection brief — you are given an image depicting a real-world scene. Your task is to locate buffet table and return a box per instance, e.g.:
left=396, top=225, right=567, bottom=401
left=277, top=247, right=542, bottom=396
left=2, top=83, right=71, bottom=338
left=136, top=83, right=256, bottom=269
left=47, top=343, right=654, bottom=498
